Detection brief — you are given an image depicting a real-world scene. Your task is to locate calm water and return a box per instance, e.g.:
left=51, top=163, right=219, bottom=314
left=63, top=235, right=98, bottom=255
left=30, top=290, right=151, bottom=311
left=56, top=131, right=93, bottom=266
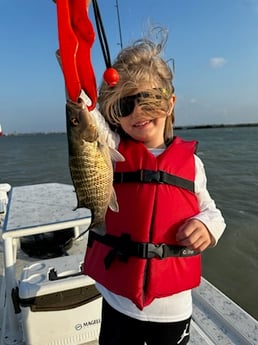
left=1, top=126, right=258, bottom=319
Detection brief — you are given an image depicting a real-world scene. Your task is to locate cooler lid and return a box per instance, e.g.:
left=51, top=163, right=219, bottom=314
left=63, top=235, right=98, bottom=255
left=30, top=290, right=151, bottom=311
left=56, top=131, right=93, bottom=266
left=19, top=284, right=101, bottom=311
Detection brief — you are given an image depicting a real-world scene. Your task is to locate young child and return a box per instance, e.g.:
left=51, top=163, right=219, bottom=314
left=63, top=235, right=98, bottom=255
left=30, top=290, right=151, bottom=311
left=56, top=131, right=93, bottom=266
left=83, top=29, right=226, bottom=345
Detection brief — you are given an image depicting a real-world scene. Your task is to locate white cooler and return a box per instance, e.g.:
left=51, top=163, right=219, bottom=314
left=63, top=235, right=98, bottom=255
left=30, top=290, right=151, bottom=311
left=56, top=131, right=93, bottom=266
left=18, top=254, right=102, bottom=345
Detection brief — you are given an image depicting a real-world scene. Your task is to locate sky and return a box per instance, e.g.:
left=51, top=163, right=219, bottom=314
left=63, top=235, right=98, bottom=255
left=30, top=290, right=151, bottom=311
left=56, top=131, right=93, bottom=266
left=0, top=0, right=258, bottom=134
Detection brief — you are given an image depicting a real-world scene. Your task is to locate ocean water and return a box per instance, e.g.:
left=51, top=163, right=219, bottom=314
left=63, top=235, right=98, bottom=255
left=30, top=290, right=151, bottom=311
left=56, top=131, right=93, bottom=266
left=0, top=126, right=258, bottom=319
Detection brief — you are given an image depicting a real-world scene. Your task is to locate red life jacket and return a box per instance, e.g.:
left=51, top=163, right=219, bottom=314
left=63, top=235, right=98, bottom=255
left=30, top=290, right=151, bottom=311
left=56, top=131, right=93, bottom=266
left=84, top=136, right=201, bottom=309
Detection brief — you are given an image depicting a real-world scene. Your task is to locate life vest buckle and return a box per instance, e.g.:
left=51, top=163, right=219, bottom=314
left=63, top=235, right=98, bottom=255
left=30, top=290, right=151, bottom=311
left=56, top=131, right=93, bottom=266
left=140, top=170, right=163, bottom=183
left=145, top=243, right=165, bottom=259
left=143, top=243, right=197, bottom=259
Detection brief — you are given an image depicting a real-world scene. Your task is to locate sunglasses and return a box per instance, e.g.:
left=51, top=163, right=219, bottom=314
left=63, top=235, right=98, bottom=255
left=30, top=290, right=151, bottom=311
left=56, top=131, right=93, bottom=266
left=116, top=89, right=169, bottom=117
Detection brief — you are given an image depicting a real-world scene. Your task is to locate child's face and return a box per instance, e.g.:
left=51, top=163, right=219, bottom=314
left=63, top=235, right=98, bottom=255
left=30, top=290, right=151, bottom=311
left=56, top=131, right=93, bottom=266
left=118, top=87, right=175, bottom=149
left=119, top=109, right=167, bottom=148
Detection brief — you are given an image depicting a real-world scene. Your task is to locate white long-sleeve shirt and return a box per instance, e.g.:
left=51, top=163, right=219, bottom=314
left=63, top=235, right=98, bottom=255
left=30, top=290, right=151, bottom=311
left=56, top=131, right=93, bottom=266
left=86, top=97, right=226, bottom=322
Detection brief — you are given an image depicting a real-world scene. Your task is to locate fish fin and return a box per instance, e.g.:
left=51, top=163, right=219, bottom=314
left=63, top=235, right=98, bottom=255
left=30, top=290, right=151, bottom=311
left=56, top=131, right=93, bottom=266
left=109, top=188, right=119, bottom=212
left=97, top=141, right=125, bottom=166
left=109, top=147, right=125, bottom=162
left=96, top=129, right=125, bottom=163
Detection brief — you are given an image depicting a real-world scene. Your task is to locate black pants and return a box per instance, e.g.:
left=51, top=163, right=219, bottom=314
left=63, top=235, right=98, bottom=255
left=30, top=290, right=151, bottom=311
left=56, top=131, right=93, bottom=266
left=99, top=299, right=191, bottom=345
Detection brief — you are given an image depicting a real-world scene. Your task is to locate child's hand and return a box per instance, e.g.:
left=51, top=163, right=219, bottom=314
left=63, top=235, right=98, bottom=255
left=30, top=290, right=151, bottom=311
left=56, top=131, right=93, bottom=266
left=176, top=219, right=215, bottom=252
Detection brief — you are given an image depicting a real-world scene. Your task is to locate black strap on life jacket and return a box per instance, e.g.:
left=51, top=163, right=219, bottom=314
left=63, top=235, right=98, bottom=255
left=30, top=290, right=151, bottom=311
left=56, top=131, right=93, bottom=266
left=87, top=231, right=198, bottom=269
left=113, top=169, right=194, bottom=192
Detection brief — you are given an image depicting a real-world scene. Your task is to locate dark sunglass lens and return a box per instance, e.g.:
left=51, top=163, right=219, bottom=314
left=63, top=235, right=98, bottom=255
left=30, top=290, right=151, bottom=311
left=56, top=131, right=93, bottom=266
left=116, top=90, right=164, bottom=117
left=119, top=96, right=136, bottom=117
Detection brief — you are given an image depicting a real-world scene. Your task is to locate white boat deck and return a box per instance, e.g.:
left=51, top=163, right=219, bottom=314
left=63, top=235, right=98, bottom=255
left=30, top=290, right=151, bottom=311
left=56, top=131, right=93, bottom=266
left=191, top=278, right=258, bottom=344
left=1, top=183, right=258, bottom=345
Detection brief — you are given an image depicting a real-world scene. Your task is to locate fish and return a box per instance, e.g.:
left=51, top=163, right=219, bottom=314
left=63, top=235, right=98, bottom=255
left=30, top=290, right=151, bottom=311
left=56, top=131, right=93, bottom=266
left=66, top=98, right=124, bottom=235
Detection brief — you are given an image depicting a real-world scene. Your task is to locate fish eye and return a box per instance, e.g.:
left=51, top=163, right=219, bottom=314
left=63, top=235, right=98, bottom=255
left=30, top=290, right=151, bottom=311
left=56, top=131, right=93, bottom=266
left=70, top=117, right=79, bottom=126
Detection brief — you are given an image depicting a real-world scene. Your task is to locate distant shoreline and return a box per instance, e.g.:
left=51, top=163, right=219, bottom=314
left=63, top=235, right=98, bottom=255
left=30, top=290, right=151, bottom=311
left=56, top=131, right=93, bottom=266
left=2, top=122, right=258, bottom=136
left=174, top=122, right=258, bottom=130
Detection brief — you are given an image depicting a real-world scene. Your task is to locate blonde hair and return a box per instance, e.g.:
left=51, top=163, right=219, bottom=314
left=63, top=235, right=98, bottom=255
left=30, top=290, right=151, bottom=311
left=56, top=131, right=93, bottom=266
left=98, top=28, right=175, bottom=142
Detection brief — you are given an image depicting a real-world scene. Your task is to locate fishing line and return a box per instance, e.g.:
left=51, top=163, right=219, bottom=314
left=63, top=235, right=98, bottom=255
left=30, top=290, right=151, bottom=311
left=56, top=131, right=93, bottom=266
left=91, top=0, right=119, bottom=86
left=92, top=0, right=112, bottom=69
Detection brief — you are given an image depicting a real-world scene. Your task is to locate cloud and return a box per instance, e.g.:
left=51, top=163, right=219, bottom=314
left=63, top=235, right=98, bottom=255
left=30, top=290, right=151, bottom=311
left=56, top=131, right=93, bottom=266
left=209, top=57, right=227, bottom=69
